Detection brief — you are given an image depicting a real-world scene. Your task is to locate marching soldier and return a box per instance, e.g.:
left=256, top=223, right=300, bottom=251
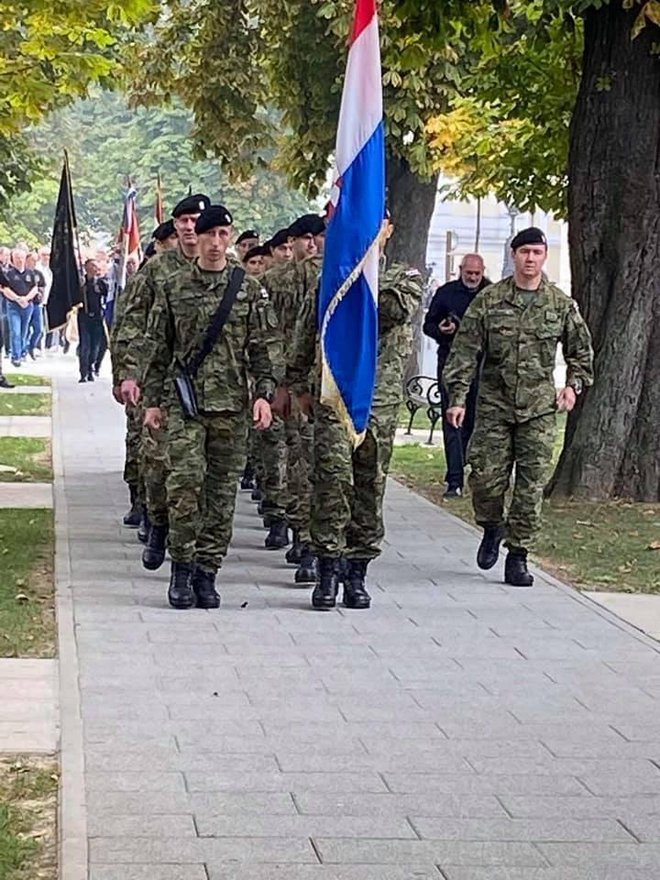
left=142, top=205, right=283, bottom=609
left=111, top=193, right=211, bottom=567
left=285, top=218, right=424, bottom=609
left=443, top=227, right=594, bottom=587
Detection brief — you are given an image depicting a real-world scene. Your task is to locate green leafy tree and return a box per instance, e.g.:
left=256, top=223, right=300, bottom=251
left=0, top=92, right=311, bottom=243
left=390, top=0, right=660, bottom=503
left=0, top=0, right=156, bottom=209
left=129, top=0, right=471, bottom=268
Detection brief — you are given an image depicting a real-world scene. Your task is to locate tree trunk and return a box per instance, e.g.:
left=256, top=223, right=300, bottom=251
left=386, top=154, right=438, bottom=272
left=550, top=1, right=660, bottom=502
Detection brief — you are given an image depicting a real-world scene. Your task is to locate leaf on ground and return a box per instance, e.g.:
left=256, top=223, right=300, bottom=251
left=647, top=541, right=660, bottom=551
left=15, top=593, right=28, bottom=603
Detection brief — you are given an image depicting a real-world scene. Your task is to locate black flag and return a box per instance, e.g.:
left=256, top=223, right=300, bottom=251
left=47, top=153, right=82, bottom=331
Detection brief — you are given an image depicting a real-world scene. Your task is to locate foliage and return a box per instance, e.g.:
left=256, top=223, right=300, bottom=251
left=0, top=92, right=312, bottom=243
left=426, top=5, right=582, bottom=216
left=129, top=0, right=465, bottom=195
left=0, top=0, right=155, bottom=130
left=392, top=0, right=658, bottom=215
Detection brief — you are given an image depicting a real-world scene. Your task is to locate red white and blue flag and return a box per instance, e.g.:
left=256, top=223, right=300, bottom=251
left=319, top=0, right=385, bottom=444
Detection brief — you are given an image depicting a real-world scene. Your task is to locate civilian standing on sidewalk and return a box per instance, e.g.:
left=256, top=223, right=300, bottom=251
left=78, top=259, right=108, bottom=383
left=423, top=254, right=490, bottom=498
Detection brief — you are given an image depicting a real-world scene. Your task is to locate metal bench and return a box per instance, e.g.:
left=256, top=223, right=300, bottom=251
left=404, top=375, right=443, bottom=444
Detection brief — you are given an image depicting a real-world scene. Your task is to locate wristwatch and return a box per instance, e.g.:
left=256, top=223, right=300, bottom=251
left=567, top=378, right=583, bottom=395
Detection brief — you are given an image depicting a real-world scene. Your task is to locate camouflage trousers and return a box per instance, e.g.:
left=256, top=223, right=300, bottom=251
left=285, top=406, right=313, bottom=544
left=141, top=413, right=170, bottom=528
left=123, top=404, right=145, bottom=505
left=310, top=402, right=398, bottom=560
left=166, top=406, right=247, bottom=572
left=254, top=416, right=287, bottom=520
left=468, top=411, right=556, bottom=552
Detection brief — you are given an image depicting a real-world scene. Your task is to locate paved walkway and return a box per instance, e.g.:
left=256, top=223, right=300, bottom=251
left=0, top=415, right=51, bottom=436
left=0, top=482, right=53, bottom=507
left=0, top=659, right=58, bottom=752
left=50, top=361, right=660, bottom=880
left=1, top=384, right=52, bottom=394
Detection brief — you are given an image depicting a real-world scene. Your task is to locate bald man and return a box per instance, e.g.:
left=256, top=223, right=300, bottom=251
left=423, top=254, right=490, bottom=498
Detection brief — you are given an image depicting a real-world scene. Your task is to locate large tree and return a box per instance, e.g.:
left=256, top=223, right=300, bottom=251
left=128, top=0, right=470, bottom=269
left=0, top=0, right=155, bottom=209
left=0, top=92, right=312, bottom=242
left=392, top=0, right=660, bottom=502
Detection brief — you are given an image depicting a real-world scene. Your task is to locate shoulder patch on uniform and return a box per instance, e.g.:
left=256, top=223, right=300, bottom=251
left=405, top=268, right=422, bottom=278
left=260, top=287, right=269, bottom=300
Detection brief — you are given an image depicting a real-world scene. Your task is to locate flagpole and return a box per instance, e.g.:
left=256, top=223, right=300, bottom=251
left=64, top=150, right=84, bottom=275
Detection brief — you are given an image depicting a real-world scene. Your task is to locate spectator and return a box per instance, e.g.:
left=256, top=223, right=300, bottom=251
left=423, top=254, right=490, bottom=498
left=0, top=246, right=10, bottom=357
left=25, top=252, right=46, bottom=359
left=78, top=258, right=108, bottom=383
left=0, top=248, right=39, bottom=367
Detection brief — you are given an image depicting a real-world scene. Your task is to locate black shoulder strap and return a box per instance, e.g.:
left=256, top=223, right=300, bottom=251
left=188, top=267, right=246, bottom=377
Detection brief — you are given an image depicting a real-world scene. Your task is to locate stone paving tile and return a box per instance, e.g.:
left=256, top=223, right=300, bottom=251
left=0, top=481, right=52, bottom=507
left=51, top=368, right=660, bottom=878
left=0, top=414, right=51, bottom=436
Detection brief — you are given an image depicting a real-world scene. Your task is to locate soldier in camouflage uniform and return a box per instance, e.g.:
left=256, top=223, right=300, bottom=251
left=113, top=220, right=179, bottom=533
left=263, top=214, right=325, bottom=577
left=111, top=194, right=211, bottom=569
left=142, top=205, right=283, bottom=610
left=286, top=221, right=424, bottom=610
left=444, top=227, right=594, bottom=587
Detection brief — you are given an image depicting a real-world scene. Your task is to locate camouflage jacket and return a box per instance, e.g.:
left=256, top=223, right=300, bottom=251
left=443, top=275, right=594, bottom=421
left=262, top=256, right=322, bottom=360
left=286, top=261, right=423, bottom=413
left=142, top=260, right=284, bottom=414
left=110, top=249, right=189, bottom=386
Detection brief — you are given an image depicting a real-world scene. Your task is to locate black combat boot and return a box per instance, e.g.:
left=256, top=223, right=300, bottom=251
left=192, top=565, right=221, bottom=609
left=294, top=546, right=316, bottom=585
left=251, top=486, right=263, bottom=503
left=285, top=531, right=303, bottom=565
left=142, top=524, right=168, bottom=570
left=122, top=484, right=141, bottom=528
left=240, top=466, right=255, bottom=491
left=168, top=562, right=194, bottom=609
left=311, top=557, right=339, bottom=610
left=265, top=519, right=289, bottom=550
left=137, top=508, right=150, bottom=544
left=504, top=550, right=534, bottom=587
left=343, top=559, right=372, bottom=609
left=476, top=524, right=505, bottom=570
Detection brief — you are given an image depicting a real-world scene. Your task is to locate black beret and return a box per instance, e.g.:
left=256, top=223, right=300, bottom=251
left=172, top=193, right=211, bottom=218
left=152, top=220, right=176, bottom=242
left=268, top=228, right=291, bottom=249
left=142, top=241, right=157, bottom=261
left=510, top=227, right=547, bottom=250
left=236, top=229, right=259, bottom=245
left=243, top=245, right=268, bottom=263
left=195, top=204, right=234, bottom=235
left=288, top=213, right=326, bottom=238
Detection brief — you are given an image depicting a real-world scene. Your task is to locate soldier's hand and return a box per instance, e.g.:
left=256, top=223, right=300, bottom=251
left=253, top=399, right=273, bottom=431
left=271, top=386, right=291, bottom=419
left=297, top=391, right=314, bottom=416
left=446, top=406, right=466, bottom=428
left=120, top=379, right=141, bottom=406
left=112, top=385, right=123, bottom=405
left=144, top=407, right=163, bottom=431
left=557, top=386, right=577, bottom=413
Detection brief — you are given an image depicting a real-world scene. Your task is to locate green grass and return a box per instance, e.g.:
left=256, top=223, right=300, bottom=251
left=390, top=422, right=660, bottom=594
left=0, top=438, right=52, bottom=482
left=0, top=758, right=58, bottom=880
left=0, top=510, right=55, bottom=657
left=0, top=394, right=51, bottom=417
left=4, top=374, right=51, bottom=387
left=399, top=404, right=438, bottom=432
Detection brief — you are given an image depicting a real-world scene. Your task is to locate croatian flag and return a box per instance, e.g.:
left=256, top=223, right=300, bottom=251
left=319, top=0, right=385, bottom=444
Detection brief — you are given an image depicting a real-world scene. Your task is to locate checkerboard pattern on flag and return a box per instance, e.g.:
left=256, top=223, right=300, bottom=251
left=319, top=0, right=385, bottom=445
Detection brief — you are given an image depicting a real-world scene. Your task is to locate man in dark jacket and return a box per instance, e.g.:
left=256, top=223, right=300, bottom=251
left=78, top=259, right=108, bottom=383
left=423, top=254, right=490, bottom=497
